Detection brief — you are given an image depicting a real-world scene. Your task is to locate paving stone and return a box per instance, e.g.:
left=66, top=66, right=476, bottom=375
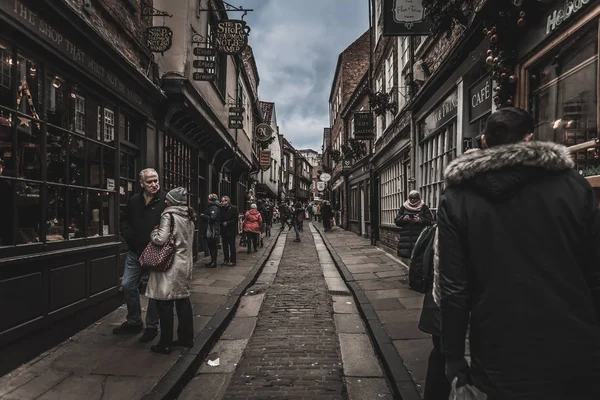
left=235, top=293, right=266, bottom=317
left=338, top=334, right=383, bottom=377
left=92, top=347, right=180, bottom=377
left=179, top=373, right=233, bottom=400
left=375, top=270, right=408, bottom=278
left=393, top=339, right=432, bottom=388
left=376, top=309, right=422, bottom=324
left=50, top=342, right=117, bottom=374
left=365, top=289, right=420, bottom=301
left=37, top=374, right=105, bottom=400
left=398, top=295, right=426, bottom=309
left=332, top=297, right=359, bottom=314
left=221, top=317, right=258, bottom=340
left=345, top=377, right=394, bottom=400
left=192, top=286, right=233, bottom=295
left=102, top=376, right=156, bottom=399
left=370, top=298, right=404, bottom=311
left=199, top=339, right=249, bottom=374
left=334, top=314, right=366, bottom=334
left=0, top=369, right=71, bottom=400
left=353, top=272, right=379, bottom=281
left=385, top=323, right=431, bottom=340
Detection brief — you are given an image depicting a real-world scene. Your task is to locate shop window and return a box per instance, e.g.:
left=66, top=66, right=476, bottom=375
left=380, top=159, right=407, bottom=226
left=103, top=108, right=115, bottom=142
left=74, top=94, right=85, bottom=134
left=365, top=182, right=370, bottom=222
left=350, top=186, right=358, bottom=221
left=420, top=122, right=457, bottom=210
left=529, top=22, right=598, bottom=176
left=164, top=133, right=198, bottom=212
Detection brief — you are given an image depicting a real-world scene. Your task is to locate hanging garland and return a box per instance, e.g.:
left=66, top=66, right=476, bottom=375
left=258, top=136, right=276, bottom=150
left=422, top=0, right=472, bottom=37
left=369, top=91, right=397, bottom=117
left=330, top=139, right=367, bottom=164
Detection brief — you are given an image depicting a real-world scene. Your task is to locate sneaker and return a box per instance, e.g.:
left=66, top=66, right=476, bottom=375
left=113, top=321, right=143, bottom=335
left=139, top=328, right=158, bottom=343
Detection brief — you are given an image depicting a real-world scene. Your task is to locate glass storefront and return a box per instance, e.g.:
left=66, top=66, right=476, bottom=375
left=529, top=21, right=599, bottom=176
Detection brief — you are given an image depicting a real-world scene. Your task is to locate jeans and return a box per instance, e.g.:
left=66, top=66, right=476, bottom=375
left=424, top=335, right=451, bottom=400
left=293, top=222, right=301, bottom=240
left=121, top=251, right=159, bottom=328
left=207, top=238, right=218, bottom=264
left=156, top=298, right=194, bottom=346
left=222, top=235, right=236, bottom=263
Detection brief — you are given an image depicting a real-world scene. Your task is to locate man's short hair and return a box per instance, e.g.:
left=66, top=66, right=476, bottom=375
left=221, top=196, right=230, bottom=202
left=484, top=107, right=535, bottom=147
left=139, top=168, right=158, bottom=182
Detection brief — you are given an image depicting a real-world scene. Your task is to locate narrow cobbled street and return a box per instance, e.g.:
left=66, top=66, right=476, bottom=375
left=179, top=224, right=393, bottom=400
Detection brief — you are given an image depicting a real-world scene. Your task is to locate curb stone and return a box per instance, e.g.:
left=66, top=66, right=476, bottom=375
left=141, top=228, right=284, bottom=400
left=313, top=223, right=422, bottom=400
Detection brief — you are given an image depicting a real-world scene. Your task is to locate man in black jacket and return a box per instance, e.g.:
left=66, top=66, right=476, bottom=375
left=438, top=108, right=600, bottom=399
left=201, top=194, right=220, bottom=268
left=220, top=196, right=238, bottom=266
left=114, top=168, right=166, bottom=343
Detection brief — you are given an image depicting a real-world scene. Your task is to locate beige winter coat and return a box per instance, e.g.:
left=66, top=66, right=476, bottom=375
left=146, top=206, right=194, bottom=300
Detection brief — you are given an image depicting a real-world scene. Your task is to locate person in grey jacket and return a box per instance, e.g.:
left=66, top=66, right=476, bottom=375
left=146, top=187, right=196, bottom=354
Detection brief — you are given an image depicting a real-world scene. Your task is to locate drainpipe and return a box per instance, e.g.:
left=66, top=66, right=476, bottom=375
left=368, top=0, right=378, bottom=246
left=408, top=36, right=417, bottom=191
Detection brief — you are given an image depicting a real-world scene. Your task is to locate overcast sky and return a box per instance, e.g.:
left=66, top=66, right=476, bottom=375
left=237, top=0, right=369, bottom=152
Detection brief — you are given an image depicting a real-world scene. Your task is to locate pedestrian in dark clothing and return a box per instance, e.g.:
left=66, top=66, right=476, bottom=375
left=220, top=196, right=238, bottom=266
left=243, top=203, right=262, bottom=252
left=438, top=108, right=600, bottom=399
left=321, top=201, right=333, bottom=231
left=200, top=193, right=220, bottom=268
left=263, top=201, right=273, bottom=237
left=146, top=187, right=196, bottom=354
left=279, top=202, right=292, bottom=230
left=115, top=168, right=165, bottom=343
left=394, top=191, right=433, bottom=259
left=292, top=202, right=304, bottom=242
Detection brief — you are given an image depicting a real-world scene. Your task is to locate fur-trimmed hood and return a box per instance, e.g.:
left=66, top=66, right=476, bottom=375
left=444, top=141, right=574, bottom=199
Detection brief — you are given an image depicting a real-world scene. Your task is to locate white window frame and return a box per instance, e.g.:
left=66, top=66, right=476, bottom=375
left=380, top=159, right=406, bottom=226
left=74, top=94, right=85, bottom=135
left=385, top=51, right=394, bottom=122
left=103, top=108, right=115, bottom=142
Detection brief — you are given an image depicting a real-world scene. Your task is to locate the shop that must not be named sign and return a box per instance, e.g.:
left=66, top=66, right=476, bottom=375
left=353, top=112, right=374, bottom=140
left=468, top=74, right=492, bottom=123
left=213, top=19, right=250, bottom=55
left=383, top=0, right=431, bottom=36
left=144, top=26, right=173, bottom=53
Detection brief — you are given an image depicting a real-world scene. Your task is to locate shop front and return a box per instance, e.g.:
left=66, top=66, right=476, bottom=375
left=516, top=0, right=600, bottom=189
left=0, top=0, right=164, bottom=346
left=347, top=157, right=370, bottom=237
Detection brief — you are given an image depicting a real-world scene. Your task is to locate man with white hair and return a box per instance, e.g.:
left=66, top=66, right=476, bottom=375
left=115, top=168, right=166, bottom=343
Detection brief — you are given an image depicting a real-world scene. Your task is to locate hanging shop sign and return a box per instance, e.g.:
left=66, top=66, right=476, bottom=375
left=383, top=0, right=431, bottom=36
left=317, top=182, right=326, bottom=191
left=342, top=159, right=352, bottom=170
left=193, top=47, right=215, bottom=57
left=319, top=172, right=332, bottom=182
left=260, top=150, right=271, bottom=167
left=193, top=72, right=216, bottom=81
left=421, top=90, right=458, bottom=138
left=353, top=112, right=374, bottom=140
left=213, top=19, right=250, bottom=55
left=144, top=26, right=173, bottom=53
left=468, top=74, right=492, bottom=123
left=255, top=123, right=274, bottom=142
left=229, top=107, right=245, bottom=113
left=228, top=116, right=243, bottom=129
left=332, top=177, right=345, bottom=191
left=193, top=60, right=215, bottom=69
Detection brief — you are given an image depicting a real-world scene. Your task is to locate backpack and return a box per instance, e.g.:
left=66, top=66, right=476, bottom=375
left=408, top=224, right=437, bottom=294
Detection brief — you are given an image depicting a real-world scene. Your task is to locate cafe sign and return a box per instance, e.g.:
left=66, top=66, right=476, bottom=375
left=468, top=74, right=492, bottom=123
left=144, top=26, right=173, bottom=53
left=213, top=19, right=250, bottom=55
left=353, top=112, right=374, bottom=140
left=383, top=0, right=431, bottom=36
left=421, top=90, right=458, bottom=138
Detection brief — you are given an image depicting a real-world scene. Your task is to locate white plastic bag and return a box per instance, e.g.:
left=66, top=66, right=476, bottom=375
left=449, top=378, right=487, bottom=400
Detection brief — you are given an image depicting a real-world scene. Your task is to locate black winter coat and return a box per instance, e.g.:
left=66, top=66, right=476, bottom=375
left=200, top=203, right=220, bottom=240
left=394, top=205, right=433, bottom=259
left=438, top=141, right=600, bottom=399
left=220, top=204, right=238, bottom=237
left=121, top=191, right=167, bottom=255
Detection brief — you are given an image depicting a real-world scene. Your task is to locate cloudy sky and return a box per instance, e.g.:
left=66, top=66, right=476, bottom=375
left=237, top=0, right=369, bottom=152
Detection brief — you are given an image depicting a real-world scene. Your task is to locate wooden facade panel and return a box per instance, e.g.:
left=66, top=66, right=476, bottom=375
left=90, top=255, right=118, bottom=295
left=0, top=273, right=43, bottom=333
left=49, top=263, right=87, bottom=312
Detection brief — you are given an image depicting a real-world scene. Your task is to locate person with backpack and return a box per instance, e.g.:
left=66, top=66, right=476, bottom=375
left=292, top=202, right=304, bottom=242
left=394, top=190, right=434, bottom=260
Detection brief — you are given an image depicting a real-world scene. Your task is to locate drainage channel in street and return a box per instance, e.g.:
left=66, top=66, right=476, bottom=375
left=177, top=224, right=393, bottom=400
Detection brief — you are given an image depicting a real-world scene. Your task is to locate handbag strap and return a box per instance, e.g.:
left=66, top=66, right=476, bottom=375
left=168, top=213, right=175, bottom=239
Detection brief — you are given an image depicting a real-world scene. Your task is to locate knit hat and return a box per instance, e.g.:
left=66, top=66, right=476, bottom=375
left=166, top=187, right=187, bottom=206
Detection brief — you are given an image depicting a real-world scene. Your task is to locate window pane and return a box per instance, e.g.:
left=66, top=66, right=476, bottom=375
left=16, top=182, right=41, bottom=244
left=0, top=176, right=14, bottom=246
left=102, top=192, right=116, bottom=236
left=68, top=135, right=85, bottom=186
left=68, top=187, right=86, bottom=239
left=47, top=125, right=68, bottom=184
left=88, top=142, right=102, bottom=189
left=46, top=73, right=69, bottom=129
left=88, top=190, right=103, bottom=237
left=46, top=184, right=66, bottom=241
left=17, top=115, right=42, bottom=181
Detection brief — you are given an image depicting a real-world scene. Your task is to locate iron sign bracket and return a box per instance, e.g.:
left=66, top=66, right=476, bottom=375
left=198, top=1, right=253, bottom=20
left=141, top=6, right=173, bottom=18
left=191, top=25, right=211, bottom=45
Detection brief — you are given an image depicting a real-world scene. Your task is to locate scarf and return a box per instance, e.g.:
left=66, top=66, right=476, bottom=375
left=403, top=198, right=424, bottom=213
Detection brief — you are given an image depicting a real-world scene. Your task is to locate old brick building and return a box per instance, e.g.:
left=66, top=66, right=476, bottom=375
left=326, top=30, right=370, bottom=228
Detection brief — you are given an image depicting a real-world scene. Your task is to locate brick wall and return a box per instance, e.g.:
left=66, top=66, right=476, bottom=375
left=62, top=0, right=152, bottom=74
left=379, top=225, right=401, bottom=255
left=341, top=30, right=370, bottom=106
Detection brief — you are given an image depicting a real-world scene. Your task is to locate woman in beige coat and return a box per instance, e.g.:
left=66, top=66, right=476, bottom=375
left=146, top=187, right=196, bottom=354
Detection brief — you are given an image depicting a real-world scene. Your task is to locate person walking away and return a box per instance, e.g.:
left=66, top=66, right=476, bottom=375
left=437, top=108, right=600, bottom=399
left=220, top=196, right=238, bottom=266
left=115, top=168, right=165, bottom=343
left=257, top=200, right=267, bottom=247
left=292, top=202, right=304, bottom=242
left=394, top=191, right=433, bottom=261
left=263, top=200, right=273, bottom=237
left=312, top=203, right=319, bottom=222
left=145, top=187, right=195, bottom=354
left=243, top=204, right=262, bottom=253
left=200, top=193, right=220, bottom=268
left=279, top=201, right=292, bottom=230
left=321, top=201, right=333, bottom=231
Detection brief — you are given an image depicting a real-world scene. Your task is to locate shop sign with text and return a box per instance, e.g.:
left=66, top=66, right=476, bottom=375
left=421, top=90, right=458, bottom=138
left=260, top=150, right=271, bottom=167
left=193, top=59, right=215, bottom=69
left=193, top=47, right=215, bottom=57
left=383, top=0, right=431, bottom=36
left=193, top=72, right=216, bottom=81
left=468, top=75, right=492, bottom=123
left=213, top=19, right=250, bottom=55
left=353, top=112, right=374, bottom=140
left=546, top=0, right=591, bottom=36
left=144, top=26, right=173, bottom=53
left=1, top=0, right=147, bottom=110
left=255, top=123, right=274, bottom=142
